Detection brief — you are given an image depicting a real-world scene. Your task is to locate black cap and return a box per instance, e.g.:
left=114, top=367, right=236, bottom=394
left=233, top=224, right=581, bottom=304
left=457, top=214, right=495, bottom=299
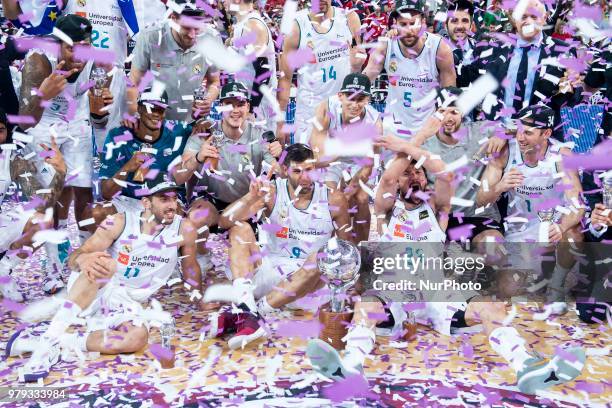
left=138, top=88, right=170, bottom=110
left=340, top=73, right=371, bottom=96
left=220, top=82, right=249, bottom=101
left=517, top=105, right=555, bottom=129
left=143, top=173, right=182, bottom=196
left=390, top=0, right=426, bottom=19
left=53, top=14, right=92, bottom=43
left=172, top=0, right=205, bottom=16
left=436, top=86, right=462, bottom=108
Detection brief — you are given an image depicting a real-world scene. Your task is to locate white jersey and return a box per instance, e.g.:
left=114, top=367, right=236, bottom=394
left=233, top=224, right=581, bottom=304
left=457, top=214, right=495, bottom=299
left=327, top=94, right=380, bottom=133
left=232, top=12, right=277, bottom=93
left=294, top=7, right=353, bottom=140
left=34, top=52, right=94, bottom=125
left=266, top=178, right=334, bottom=259
left=0, top=146, right=13, bottom=202
left=385, top=199, right=446, bottom=243
left=232, top=11, right=278, bottom=128
left=504, top=140, right=563, bottom=234
left=384, top=33, right=441, bottom=136
left=108, top=210, right=182, bottom=302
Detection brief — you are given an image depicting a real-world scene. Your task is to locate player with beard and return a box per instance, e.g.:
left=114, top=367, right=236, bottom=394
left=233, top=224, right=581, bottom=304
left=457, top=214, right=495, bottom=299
left=445, top=0, right=478, bottom=89
left=377, top=87, right=506, bottom=245
left=202, top=144, right=353, bottom=349
left=5, top=176, right=204, bottom=382
left=17, top=15, right=113, bottom=295
left=364, top=0, right=456, bottom=146
left=277, top=0, right=363, bottom=144
left=477, top=105, right=584, bottom=314
left=310, top=73, right=382, bottom=243
left=306, top=142, right=586, bottom=395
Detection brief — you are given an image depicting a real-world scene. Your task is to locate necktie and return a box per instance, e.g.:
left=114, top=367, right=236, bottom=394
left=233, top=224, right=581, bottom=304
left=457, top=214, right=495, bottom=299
left=513, top=45, right=531, bottom=115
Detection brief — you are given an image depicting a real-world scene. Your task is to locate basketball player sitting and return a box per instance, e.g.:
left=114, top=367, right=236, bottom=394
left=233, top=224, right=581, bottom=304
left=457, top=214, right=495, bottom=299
left=477, top=105, right=584, bottom=316
left=306, top=142, right=586, bottom=395
left=6, top=177, right=204, bottom=382
left=310, top=73, right=383, bottom=243
left=203, top=144, right=353, bottom=350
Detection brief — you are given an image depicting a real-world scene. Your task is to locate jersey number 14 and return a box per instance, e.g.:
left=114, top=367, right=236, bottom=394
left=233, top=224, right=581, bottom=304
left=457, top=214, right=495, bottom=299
left=321, top=66, right=337, bottom=83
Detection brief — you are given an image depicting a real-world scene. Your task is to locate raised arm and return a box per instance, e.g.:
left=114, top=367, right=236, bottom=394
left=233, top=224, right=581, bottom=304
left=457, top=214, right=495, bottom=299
left=476, top=147, right=510, bottom=206
left=363, top=39, right=387, bottom=82
left=309, top=100, right=332, bottom=164
left=436, top=40, right=457, bottom=87
left=178, top=219, right=203, bottom=296
left=218, top=178, right=276, bottom=230
left=19, top=53, right=51, bottom=129
left=374, top=154, right=409, bottom=221
left=328, top=189, right=353, bottom=242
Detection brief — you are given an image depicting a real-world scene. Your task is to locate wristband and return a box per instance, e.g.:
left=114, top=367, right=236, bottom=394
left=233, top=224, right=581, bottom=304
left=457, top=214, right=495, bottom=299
left=195, top=151, right=205, bottom=164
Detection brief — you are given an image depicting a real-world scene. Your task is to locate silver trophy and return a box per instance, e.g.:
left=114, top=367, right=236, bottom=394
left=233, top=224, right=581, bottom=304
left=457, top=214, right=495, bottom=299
left=160, top=317, right=176, bottom=348
left=193, top=85, right=208, bottom=102
left=603, top=174, right=612, bottom=209
left=92, top=67, right=107, bottom=97
left=317, top=239, right=361, bottom=313
left=537, top=208, right=556, bottom=223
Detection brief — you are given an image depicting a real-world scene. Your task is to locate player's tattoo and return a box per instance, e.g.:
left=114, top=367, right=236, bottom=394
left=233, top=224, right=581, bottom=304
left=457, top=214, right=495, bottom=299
left=10, top=155, right=66, bottom=211
left=19, top=53, right=52, bottom=129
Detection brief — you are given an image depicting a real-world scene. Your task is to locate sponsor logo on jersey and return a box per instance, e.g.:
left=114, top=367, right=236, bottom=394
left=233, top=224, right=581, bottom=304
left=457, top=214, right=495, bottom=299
left=419, top=210, right=429, bottom=220
left=276, top=227, right=289, bottom=239
left=193, top=64, right=202, bottom=74
left=75, top=11, right=87, bottom=18
left=118, top=252, right=130, bottom=265
left=393, top=223, right=405, bottom=238
left=77, top=0, right=87, bottom=7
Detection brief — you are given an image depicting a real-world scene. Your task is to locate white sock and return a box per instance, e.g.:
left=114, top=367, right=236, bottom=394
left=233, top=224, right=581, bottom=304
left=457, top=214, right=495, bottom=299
left=77, top=230, right=92, bottom=245
left=256, top=296, right=276, bottom=316
left=233, top=277, right=256, bottom=312
left=342, top=324, right=376, bottom=371
left=0, top=252, right=20, bottom=276
left=61, top=332, right=89, bottom=352
left=488, top=326, right=532, bottom=373
left=43, top=300, right=82, bottom=342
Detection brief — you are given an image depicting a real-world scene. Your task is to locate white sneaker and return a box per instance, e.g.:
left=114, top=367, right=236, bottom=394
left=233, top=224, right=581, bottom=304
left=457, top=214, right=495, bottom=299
left=22, top=340, right=61, bottom=382
left=4, top=322, right=49, bottom=357
left=42, top=260, right=65, bottom=295
left=534, top=302, right=568, bottom=321
left=1, top=274, right=24, bottom=302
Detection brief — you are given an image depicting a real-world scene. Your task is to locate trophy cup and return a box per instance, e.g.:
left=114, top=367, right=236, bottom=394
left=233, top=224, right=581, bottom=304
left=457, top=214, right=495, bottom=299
left=317, top=239, right=361, bottom=350
left=133, top=143, right=152, bottom=182
left=192, top=85, right=208, bottom=119
left=205, top=124, right=224, bottom=172
left=90, top=67, right=107, bottom=115
left=159, top=318, right=176, bottom=369
left=537, top=208, right=557, bottom=244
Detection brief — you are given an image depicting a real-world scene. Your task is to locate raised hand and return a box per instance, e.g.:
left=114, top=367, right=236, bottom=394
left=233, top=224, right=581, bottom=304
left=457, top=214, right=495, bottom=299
left=38, top=61, right=79, bottom=101
left=39, top=136, right=67, bottom=175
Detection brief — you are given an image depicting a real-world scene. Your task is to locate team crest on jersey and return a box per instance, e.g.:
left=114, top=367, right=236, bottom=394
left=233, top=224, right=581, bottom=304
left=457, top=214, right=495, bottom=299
left=419, top=210, right=429, bottom=220
left=77, top=0, right=86, bottom=6
left=389, top=60, right=398, bottom=73
left=193, top=64, right=202, bottom=74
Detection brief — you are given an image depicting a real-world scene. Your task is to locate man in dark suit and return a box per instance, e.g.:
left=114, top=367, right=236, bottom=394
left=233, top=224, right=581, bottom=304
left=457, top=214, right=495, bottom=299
left=446, top=0, right=478, bottom=89
left=480, top=0, right=579, bottom=139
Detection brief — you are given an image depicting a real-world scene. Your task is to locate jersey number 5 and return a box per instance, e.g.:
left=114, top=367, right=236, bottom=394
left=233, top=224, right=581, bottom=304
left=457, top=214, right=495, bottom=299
left=321, top=66, right=337, bottom=83
left=403, top=91, right=412, bottom=108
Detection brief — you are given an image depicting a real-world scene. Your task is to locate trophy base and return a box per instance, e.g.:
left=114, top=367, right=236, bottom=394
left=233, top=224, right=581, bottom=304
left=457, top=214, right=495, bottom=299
left=319, top=309, right=354, bottom=351
left=159, top=345, right=176, bottom=369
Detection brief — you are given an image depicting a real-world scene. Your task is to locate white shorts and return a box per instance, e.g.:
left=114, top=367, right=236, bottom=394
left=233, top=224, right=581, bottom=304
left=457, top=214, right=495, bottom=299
left=0, top=206, right=35, bottom=251
left=66, top=272, right=149, bottom=333
left=227, top=256, right=302, bottom=300
left=111, top=196, right=143, bottom=213
left=27, top=120, right=93, bottom=188
left=324, top=162, right=363, bottom=185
